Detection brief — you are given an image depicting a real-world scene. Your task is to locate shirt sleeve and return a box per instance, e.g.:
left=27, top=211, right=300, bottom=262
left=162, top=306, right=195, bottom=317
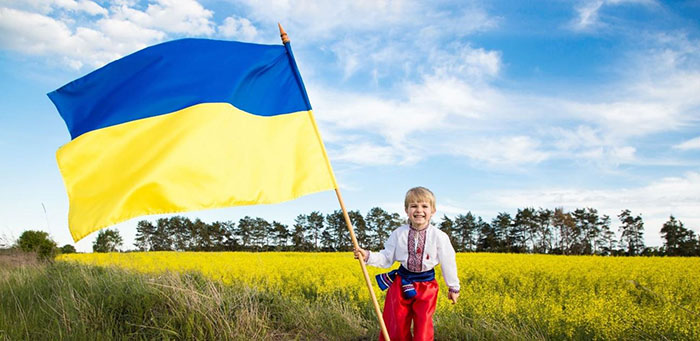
left=367, top=228, right=398, bottom=268
left=437, top=231, right=460, bottom=291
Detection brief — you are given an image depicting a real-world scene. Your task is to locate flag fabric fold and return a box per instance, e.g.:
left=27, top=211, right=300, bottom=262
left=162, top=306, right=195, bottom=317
left=49, top=38, right=337, bottom=242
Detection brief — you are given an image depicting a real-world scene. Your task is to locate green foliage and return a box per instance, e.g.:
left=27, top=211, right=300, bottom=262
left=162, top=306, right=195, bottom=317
left=365, top=207, right=401, bottom=249
left=60, top=244, right=76, bottom=254
left=16, top=230, right=57, bottom=261
left=618, top=209, right=645, bottom=256
left=129, top=207, right=698, bottom=256
left=348, top=210, right=368, bottom=248
left=92, top=229, right=123, bottom=253
left=661, top=216, right=700, bottom=256
left=453, top=212, right=478, bottom=252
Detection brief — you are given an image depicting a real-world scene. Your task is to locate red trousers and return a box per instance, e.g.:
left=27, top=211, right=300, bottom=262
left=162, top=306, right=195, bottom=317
left=380, top=275, right=439, bottom=341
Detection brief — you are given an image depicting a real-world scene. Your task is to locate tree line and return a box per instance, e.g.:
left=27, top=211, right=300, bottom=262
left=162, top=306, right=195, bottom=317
left=130, top=207, right=700, bottom=256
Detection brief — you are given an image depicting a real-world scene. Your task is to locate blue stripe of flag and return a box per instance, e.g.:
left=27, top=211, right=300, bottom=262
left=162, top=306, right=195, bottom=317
left=48, top=38, right=310, bottom=140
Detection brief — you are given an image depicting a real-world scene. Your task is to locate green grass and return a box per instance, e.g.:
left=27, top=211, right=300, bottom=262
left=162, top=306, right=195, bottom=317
left=0, top=255, right=371, bottom=340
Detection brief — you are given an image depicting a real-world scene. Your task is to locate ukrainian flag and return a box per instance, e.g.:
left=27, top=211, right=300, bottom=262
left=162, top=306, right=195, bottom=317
left=49, top=38, right=338, bottom=242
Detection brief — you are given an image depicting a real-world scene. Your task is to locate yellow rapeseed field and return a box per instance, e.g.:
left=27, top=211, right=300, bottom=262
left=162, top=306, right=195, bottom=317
left=58, top=252, right=700, bottom=339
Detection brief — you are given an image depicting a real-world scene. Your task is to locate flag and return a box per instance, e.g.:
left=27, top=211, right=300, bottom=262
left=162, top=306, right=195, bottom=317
left=49, top=38, right=338, bottom=242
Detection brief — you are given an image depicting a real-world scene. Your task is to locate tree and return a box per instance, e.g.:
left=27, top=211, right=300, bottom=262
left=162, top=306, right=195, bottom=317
left=202, top=220, right=227, bottom=251
left=325, top=210, right=347, bottom=251
left=291, top=216, right=309, bottom=251
left=306, top=212, right=325, bottom=251
left=661, top=216, right=683, bottom=255
left=476, top=219, right=497, bottom=252
left=596, top=215, right=617, bottom=255
left=349, top=210, right=369, bottom=248
left=534, top=208, right=553, bottom=253
left=552, top=208, right=575, bottom=255
left=251, top=218, right=271, bottom=249
left=152, top=218, right=174, bottom=251
left=454, top=212, right=478, bottom=252
left=320, top=228, right=335, bottom=251
left=220, top=221, right=238, bottom=251
left=271, top=221, right=289, bottom=250
left=439, top=215, right=455, bottom=246
left=168, top=216, right=194, bottom=251
left=135, top=220, right=155, bottom=251
left=366, top=207, right=399, bottom=249
left=514, top=208, right=537, bottom=253
left=661, top=216, right=698, bottom=256
left=237, top=216, right=256, bottom=249
left=571, top=208, right=604, bottom=255
left=491, top=212, right=513, bottom=252
left=16, top=230, right=57, bottom=260
left=60, top=244, right=77, bottom=254
left=618, top=210, right=644, bottom=256
left=93, top=229, right=123, bottom=253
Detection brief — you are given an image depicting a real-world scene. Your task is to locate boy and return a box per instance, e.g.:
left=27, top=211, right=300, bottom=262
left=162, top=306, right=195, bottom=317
left=355, top=186, right=460, bottom=341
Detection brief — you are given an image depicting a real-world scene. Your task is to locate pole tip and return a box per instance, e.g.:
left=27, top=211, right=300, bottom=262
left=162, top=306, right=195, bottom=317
left=278, top=22, right=290, bottom=44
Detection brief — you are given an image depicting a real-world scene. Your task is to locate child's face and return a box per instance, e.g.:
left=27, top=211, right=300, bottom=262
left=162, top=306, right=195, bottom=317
left=405, top=200, right=435, bottom=229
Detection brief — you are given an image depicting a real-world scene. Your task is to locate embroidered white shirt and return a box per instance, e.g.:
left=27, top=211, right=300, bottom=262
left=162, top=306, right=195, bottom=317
left=367, top=224, right=460, bottom=291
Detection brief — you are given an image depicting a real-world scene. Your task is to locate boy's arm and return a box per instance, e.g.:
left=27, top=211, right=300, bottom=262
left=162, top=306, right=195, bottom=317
left=437, top=231, right=460, bottom=294
left=364, top=229, right=398, bottom=268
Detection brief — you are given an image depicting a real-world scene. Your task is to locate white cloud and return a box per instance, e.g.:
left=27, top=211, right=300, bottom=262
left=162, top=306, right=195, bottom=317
left=112, top=0, right=214, bottom=35
left=0, top=0, right=107, bottom=16
left=330, top=142, right=404, bottom=166
left=97, top=18, right=164, bottom=45
left=452, top=136, right=550, bottom=166
left=674, top=136, right=700, bottom=150
left=218, top=16, right=258, bottom=41
left=328, top=37, right=372, bottom=80
left=435, top=203, right=470, bottom=216
left=0, top=0, right=54, bottom=14
left=571, top=0, right=604, bottom=31
left=237, top=0, right=498, bottom=83
left=313, top=75, right=551, bottom=167
left=55, top=0, right=107, bottom=16
left=537, top=33, right=700, bottom=165
left=570, top=0, right=657, bottom=32
left=313, top=29, right=700, bottom=168
left=429, top=45, right=502, bottom=81
left=311, top=66, right=509, bottom=166
left=0, top=7, right=74, bottom=55
left=0, top=0, right=219, bottom=68
left=236, top=1, right=424, bottom=40
left=564, top=100, right=684, bottom=138
left=0, top=6, right=164, bottom=68
left=324, top=29, right=502, bottom=84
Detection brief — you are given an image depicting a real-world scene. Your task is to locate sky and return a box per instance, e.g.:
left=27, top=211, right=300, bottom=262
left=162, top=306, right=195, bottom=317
left=1, top=0, right=699, bottom=252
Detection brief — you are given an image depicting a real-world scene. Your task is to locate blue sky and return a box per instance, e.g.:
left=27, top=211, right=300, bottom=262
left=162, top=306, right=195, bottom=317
left=1, top=0, right=699, bottom=252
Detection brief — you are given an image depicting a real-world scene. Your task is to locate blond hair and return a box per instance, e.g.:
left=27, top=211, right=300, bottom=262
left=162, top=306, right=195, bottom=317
left=404, top=187, right=436, bottom=211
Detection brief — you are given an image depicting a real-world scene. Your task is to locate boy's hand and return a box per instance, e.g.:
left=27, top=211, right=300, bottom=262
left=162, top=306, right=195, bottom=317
left=448, top=291, right=459, bottom=304
left=354, top=248, right=368, bottom=262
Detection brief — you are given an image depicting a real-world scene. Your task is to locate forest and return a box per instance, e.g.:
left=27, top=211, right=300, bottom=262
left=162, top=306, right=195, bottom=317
left=128, top=207, right=700, bottom=256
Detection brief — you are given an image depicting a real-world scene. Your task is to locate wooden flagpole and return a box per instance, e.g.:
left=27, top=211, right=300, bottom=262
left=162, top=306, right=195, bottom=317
left=334, top=188, right=391, bottom=341
left=278, top=23, right=391, bottom=341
